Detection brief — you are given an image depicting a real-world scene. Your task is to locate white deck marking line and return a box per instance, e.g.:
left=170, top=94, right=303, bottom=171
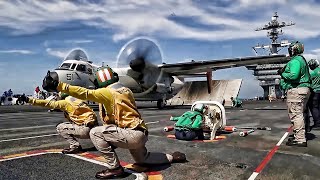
left=248, top=172, right=259, bottom=180
left=248, top=126, right=292, bottom=180
left=0, top=152, right=146, bottom=180
left=145, top=121, right=160, bottom=125
left=142, top=115, right=169, bottom=118
left=0, top=122, right=161, bottom=143
left=0, top=125, right=56, bottom=132
left=0, top=134, right=59, bottom=143
left=0, top=120, right=161, bottom=143
left=66, top=154, right=147, bottom=179
left=276, top=132, right=290, bottom=146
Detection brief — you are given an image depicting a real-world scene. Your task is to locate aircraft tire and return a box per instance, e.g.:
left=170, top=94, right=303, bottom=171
left=16, top=100, right=24, bottom=105
left=157, top=99, right=165, bottom=109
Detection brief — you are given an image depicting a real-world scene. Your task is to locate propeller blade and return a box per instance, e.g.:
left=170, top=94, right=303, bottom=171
left=64, top=49, right=88, bottom=61
left=116, top=37, right=162, bottom=69
left=116, top=37, right=165, bottom=96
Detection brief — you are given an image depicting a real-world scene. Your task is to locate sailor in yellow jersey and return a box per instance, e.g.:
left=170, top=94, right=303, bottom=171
left=41, top=66, right=186, bottom=179
left=20, top=93, right=97, bottom=154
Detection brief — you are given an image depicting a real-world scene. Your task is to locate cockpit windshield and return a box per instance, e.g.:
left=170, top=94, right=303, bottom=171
left=59, top=63, right=72, bottom=69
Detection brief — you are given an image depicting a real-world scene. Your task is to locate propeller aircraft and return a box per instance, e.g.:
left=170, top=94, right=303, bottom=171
left=49, top=37, right=289, bottom=109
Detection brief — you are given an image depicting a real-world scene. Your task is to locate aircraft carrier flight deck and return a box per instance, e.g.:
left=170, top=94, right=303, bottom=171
left=0, top=101, right=319, bottom=180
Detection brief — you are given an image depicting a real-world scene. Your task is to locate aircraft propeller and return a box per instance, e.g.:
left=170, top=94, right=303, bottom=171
left=64, top=49, right=89, bottom=61
left=116, top=37, right=165, bottom=97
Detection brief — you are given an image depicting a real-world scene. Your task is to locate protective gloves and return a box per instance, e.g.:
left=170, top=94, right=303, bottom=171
left=277, top=66, right=286, bottom=77
left=42, top=71, right=59, bottom=92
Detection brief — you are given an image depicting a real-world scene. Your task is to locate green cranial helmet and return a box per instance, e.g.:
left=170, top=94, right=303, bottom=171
left=288, top=41, right=304, bottom=57
left=193, top=103, right=206, bottom=113
left=94, top=66, right=119, bottom=88
left=308, top=59, right=319, bottom=70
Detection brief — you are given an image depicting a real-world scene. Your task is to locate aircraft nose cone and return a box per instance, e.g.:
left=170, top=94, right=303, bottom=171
left=130, top=58, right=145, bottom=72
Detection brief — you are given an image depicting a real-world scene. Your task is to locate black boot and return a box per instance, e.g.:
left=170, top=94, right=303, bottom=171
left=171, top=151, right=186, bottom=163
left=95, top=166, right=125, bottom=179
left=286, top=140, right=307, bottom=147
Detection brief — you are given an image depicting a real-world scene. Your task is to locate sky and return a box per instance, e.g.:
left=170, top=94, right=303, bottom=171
left=1, top=0, right=320, bottom=98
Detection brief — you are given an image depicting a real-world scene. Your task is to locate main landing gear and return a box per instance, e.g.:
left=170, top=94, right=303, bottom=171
left=157, top=99, right=166, bottom=109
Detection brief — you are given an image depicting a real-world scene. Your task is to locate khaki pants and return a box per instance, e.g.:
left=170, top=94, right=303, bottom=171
left=287, top=87, right=310, bottom=142
left=90, top=125, right=173, bottom=169
left=56, top=122, right=91, bottom=148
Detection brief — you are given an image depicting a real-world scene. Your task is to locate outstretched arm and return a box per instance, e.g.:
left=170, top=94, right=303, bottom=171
left=28, top=98, right=68, bottom=111
left=57, top=82, right=112, bottom=104
left=170, top=116, right=180, bottom=121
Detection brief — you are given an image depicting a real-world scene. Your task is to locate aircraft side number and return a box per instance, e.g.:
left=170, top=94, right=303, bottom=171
left=66, top=74, right=73, bottom=81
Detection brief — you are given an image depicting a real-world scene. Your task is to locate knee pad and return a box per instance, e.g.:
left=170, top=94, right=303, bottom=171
left=89, top=127, right=100, bottom=139
left=56, top=122, right=69, bottom=134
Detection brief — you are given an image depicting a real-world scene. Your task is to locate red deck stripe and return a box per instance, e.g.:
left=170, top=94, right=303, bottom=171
left=250, top=125, right=292, bottom=178
left=254, top=146, right=279, bottom=173
left=146, top=171, right=161, bottom=175
left=120, top=161, right=129, bottom=166
left=26, top=150, right=47, bottom=155
left=82, top=153, right=100, bottom=159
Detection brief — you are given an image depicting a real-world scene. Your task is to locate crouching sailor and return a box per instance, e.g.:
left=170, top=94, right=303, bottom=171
left=41, top=66, right=187, bottom=179
left=170, top=103, right=207, bottom=141
left=20, top=93, right=97, bottom=154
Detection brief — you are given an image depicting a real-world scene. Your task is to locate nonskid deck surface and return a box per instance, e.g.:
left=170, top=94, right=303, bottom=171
left=0, top=101, right=320, bottom=180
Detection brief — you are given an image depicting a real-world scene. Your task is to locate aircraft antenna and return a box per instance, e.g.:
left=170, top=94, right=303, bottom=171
left=253, top=12, right=295, bottom=55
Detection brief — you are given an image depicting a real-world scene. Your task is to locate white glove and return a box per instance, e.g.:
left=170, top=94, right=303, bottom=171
left=169, top=116, right=174, bottom=120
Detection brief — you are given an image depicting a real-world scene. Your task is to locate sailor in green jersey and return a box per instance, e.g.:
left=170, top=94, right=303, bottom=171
left=307, top=59, right=320, bottom=130
left=170, top=103, right=207, bottom=141
left=279, top=41, right=311, bottom=147
left=231, top=97, right=242, bottom=108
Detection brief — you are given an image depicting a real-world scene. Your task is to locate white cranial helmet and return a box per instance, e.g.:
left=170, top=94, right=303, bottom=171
left=194, top=103, right=205, bottom=113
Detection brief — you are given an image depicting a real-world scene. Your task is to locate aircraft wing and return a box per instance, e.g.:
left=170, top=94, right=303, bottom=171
left=159, top=54, right=289, bottom=75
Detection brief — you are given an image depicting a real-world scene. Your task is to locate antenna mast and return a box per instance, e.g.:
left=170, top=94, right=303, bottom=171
left=253, top=12, right=295, bottom=55
left=247, top=12, right=295, bottom=100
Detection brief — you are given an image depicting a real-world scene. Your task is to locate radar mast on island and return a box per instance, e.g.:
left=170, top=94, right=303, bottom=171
left=247, top=12, right=295, bottom=100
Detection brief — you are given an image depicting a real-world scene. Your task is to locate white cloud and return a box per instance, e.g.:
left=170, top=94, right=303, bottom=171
left=43, top=39, right=93, bottom=47
left=46, top=48, right=69, bottom=59
left=0, top=0, right=319, bottom=42
left=0, top=49, right=34, bottom=54
left=311, top=49, right=320, bottom=54
left=64, top=39, right=93, bottom=44
left=304, top=48, right=320, bottom=60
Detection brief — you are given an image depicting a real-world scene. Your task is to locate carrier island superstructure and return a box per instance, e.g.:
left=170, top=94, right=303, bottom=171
left=246, top=12, right=295, bottom=99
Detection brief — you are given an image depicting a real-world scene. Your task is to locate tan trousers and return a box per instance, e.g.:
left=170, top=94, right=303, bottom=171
left=89, top=125, right=173, bottom=169
left=287, top=87, right=310, bottom=142
left=56, top=122, right=91, bottom=148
